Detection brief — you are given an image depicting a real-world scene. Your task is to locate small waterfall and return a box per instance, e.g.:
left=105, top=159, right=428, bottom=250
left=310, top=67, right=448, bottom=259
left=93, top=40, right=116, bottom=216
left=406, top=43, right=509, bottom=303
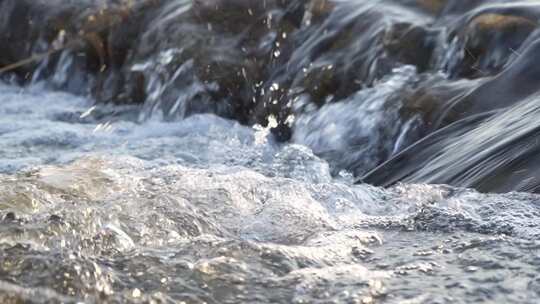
left=3, top=0, right=540, bottom=191
left=5, top=1, right=540, bottom=303
left=293, top=65, right=419, bottom=176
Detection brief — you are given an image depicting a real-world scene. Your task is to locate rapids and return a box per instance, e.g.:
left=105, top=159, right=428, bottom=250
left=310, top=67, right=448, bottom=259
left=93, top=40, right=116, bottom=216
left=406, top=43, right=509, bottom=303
left=3, top=82, right=540, bottom=303
left=3, top=0, right=540, bottom=303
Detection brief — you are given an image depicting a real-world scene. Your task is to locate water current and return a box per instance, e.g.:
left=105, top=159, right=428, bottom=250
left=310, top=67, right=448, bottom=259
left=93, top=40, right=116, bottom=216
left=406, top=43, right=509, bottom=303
left=3, top=0, right=540, bottom=303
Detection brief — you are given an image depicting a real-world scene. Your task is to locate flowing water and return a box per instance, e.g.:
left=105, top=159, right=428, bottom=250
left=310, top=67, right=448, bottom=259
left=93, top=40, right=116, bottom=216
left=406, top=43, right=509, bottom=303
left=3, top=0, right=540, bottom=303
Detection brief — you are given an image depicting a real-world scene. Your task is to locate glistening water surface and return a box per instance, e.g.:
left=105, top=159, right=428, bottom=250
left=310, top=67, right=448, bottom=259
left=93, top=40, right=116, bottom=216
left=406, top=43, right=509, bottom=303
left=4, top=0, right=540, bottom=303
left=2, top=83, right=540, bottom=303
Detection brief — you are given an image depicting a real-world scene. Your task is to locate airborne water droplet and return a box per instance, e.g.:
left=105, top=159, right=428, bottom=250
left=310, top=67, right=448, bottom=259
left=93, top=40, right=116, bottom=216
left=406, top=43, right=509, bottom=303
left=132, top=288, right=141, bottom=298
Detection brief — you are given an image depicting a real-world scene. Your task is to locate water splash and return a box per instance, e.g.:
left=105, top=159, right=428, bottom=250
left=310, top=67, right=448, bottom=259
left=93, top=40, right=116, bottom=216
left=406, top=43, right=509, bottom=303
left=2, top=85, right=540, bottom=303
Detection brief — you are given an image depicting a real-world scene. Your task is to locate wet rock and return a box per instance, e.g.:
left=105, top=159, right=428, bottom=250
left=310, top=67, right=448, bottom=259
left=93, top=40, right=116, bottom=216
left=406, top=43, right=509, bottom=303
left=305, top=0, right=335, bottom=22
left=122, top=0, right=291, bottom=122
left=4, top=212, right=16, bottom=221
left=0, top=0, right=84, bottom=79
left=0, top=0, right=442, bottom=143
left=440, top=38, right=540, bottom=126
left=444, top=5, right=539, bottom=78
left=394, top=0, right=449, bottom=15
left=0, top=0, right=161, bottom=94
left=8, top=0, right=540, bottom=188
left=48, top=214, right=63, bottom=223
left=400, top=74, right=484, bottom=132
left=354, top=4, right=540, bottom=192
left=394, top=0, right=488, bottom=16
left=192, top=0, right=294, bottom=31
left=361, top=37, right=540, bottom=193
left=416, top=0, right=447, bottom=14
left=257, top=1, right=438, bottom=135
left=383, top=22, right=438, bottom=72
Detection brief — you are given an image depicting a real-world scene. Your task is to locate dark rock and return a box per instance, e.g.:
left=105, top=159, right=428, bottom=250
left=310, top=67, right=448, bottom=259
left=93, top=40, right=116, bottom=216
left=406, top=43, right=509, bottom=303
left=361, top=38, right=540, bottom=193
left=444, top=4, right=540, bottom=78
left=4, top=212, right=16, bottom=221
left=439, top=38, right=540, bottom=127
left=0, top=0, right=443, bottom=144
left=383, top=22, right=438, bottom=72
left=48, top=214, right=63, bottom=223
